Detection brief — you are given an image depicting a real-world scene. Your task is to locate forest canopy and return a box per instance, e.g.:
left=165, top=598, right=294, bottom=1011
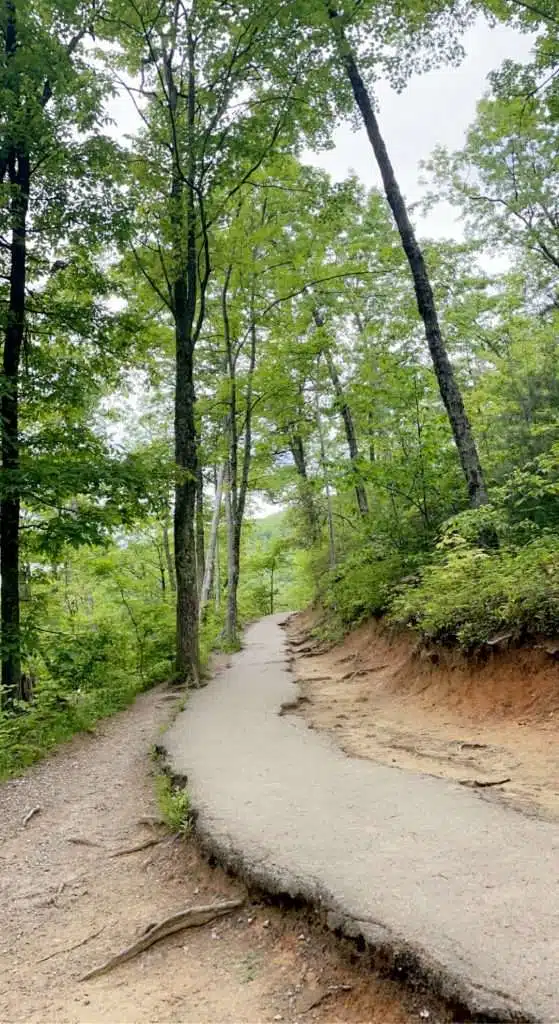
left=1, top=0, right=558, bottom=773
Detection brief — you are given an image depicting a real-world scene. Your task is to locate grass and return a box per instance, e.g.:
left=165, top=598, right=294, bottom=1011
left=155, top=771, right=191, bottom=835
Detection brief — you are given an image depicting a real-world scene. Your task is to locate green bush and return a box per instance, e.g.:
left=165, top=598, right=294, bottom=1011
left=321, top=546, right=409, bottom=629
left=390, top=535, right=559, bottom=649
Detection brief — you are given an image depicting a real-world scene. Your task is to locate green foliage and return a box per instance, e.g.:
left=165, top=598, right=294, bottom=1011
left=3, top=0, right=559, bottom=771
left=0, top=534, right=176, bottom=778
left=391, top=534, right=559, bottom=650
left=155, top=773, right=191, bottom=836
left=319, top=543, right=411, bottom=630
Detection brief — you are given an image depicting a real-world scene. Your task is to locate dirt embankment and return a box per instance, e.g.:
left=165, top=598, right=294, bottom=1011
left=287, top=611, right=559, bottom=823
left=0, top=682, right=445, bottom=1024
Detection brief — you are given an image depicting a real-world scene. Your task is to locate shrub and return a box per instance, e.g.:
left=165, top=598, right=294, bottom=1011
left=390, top=535, right=559, bottom=649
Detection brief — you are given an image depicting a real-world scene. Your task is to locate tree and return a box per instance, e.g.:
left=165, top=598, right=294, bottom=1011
left=114, top=0, right=305, bottom=683
left=326, top=8, right=488, bottom=508
left=0, top=0, right=124, bottom=703
left=425, top=63, right=559, bottom=300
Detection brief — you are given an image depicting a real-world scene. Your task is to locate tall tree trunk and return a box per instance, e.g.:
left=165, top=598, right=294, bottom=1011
left=174, top=298, right=199, bottom=684
left=199, top=463, right=224, bottom=622
left=312, top=307, right=369, bottom=517
left=314, top=386, right=336, bottom=569
left=171, top=30, right=199, bottom=685
left=329, top=10, right=488, bottom=508
left=162, top=512, right=176, bottom=593
left=289, top=433, right=320, bottom=544
left=214, top=488, right=221, bottom=612
left=195, top=458, right=205, bottom=597
left=224, top=462, right=239, bottom=647
left=1, top=1, right=29, bottom=703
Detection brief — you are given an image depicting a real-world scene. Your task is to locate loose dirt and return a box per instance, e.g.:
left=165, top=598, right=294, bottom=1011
left=0, top=681, right=443, bottom=1024
left=287, top=611, right=559, bottom=823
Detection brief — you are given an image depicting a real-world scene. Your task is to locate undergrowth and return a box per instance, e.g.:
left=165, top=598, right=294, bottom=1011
left=313, top=470, right=559, bottom=652
left=155, top=772, right=191, bottom=835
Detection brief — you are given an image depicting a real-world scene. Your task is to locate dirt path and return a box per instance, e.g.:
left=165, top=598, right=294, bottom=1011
left=0, top=684, right=431, bottom=1024
left=289, top=614, right=559, bottom=823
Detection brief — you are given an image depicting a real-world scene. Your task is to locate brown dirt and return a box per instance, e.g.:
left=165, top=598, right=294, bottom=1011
left=0, top=680, right=445, bottom=1024
left=287, top=611, right=559, bottom=823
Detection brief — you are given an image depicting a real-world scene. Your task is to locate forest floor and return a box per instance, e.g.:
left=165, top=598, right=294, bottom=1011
left=288, top=611, right=559, bottom=823
left=0, top=679, right=437, bottom=1024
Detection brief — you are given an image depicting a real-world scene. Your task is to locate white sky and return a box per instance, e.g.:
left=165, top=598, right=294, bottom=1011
left=303, top=18, right=534, bottom=240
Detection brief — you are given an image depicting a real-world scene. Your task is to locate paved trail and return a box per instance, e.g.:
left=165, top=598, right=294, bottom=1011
left=165, top=615, right=559, bottom=1022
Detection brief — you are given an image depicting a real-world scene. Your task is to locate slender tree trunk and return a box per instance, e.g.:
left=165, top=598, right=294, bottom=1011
left=329, top=10, right=488, bottom=508
left=224, top=463, right=239, bottom=646
left=324, top=347, right=369, bottom=516
left=289, top=433, right=320, bottom=544
left=1, top=98, right=29, bottom=703
left=174, top=300, right=199, bottom=683
left=162, top=514, right=176, bottom=593
left=312, top=307, right=369, bottom=516
left=199, top=463, right=224, bottom=622
left=315, top=387, right=336, bottom=569
left=171, top=31, right=199, bottom=685
left=195, top=458, right=205, bottom=597
left=270, top=565, right=274, bottom=615
left=214, top=504, right=221, bottom=612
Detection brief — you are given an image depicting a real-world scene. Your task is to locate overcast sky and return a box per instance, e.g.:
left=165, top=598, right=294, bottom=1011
left=304, top=17, right=534, bottom=239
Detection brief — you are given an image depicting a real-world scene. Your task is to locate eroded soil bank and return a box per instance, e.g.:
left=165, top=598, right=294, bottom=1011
left=287, top=611, right=559, bottom=822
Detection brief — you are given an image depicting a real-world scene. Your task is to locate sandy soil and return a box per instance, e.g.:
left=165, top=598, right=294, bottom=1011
left=0, top=682, right=443, bottom=1024
left=287, top=612, right=559, bottom=823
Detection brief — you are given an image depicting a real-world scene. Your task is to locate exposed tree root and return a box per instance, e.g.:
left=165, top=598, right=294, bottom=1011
left=38, top=926, right=105, bottom=963
left=67, top=836, right=103, bottom=847
left=459, top=777, right=511, bottom=788
left=22, top=805, right=41, bottom=827
left=79, top=899, right=244, bottom=982
left=109, top=837, right=167, bottom=858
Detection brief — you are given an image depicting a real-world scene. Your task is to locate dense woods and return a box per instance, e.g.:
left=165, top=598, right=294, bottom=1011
left=1, top=0, right=558, bottom=773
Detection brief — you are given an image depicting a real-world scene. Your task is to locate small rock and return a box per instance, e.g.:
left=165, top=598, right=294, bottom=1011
left=211, top=929, right=219, bottom=940
left=263, top=919, right=271, bottom=928
left=419, top=1010, right=430, bottom=1019
left=247, top=916, right=254, bottom=924
left=273, top=1015, right=283, bottom=1021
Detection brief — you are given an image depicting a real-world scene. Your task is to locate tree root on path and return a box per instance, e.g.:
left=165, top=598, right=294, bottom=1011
left=67, top=836, right=103, bottom=847
left=459, top=777, right=511, bottom=788
left=79, top=899, right=244, bottom=982
left=38, top=926, right=105, bottom=963
left=22, top=805, right=42, bottom=827
left=109, top=836, right=167, bottom=858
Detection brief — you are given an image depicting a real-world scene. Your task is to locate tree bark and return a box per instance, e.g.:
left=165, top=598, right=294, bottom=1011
left=171, top=29, right=200, bottom=685
left=162, top=513, right=176, bottom=593
left=1, top=3, right=29, bottom=705
left=329, top=10, right=488, bottom=508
